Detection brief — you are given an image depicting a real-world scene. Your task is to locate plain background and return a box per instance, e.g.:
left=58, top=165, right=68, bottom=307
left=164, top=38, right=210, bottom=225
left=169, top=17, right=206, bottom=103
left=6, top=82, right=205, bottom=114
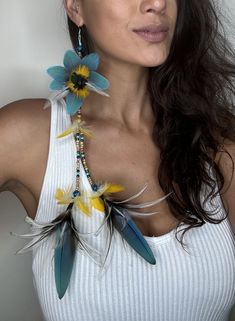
left=0, top=1, right=235, bottom=321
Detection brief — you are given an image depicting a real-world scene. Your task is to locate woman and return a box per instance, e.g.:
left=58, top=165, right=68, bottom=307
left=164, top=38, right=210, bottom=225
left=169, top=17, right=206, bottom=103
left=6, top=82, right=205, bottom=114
left=0, top=0, right=235, bottom=320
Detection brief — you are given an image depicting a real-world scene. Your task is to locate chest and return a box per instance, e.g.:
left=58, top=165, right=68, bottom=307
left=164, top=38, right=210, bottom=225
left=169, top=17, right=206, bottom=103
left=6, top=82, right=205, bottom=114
left=16, top=116, right=180, bottom=236
left=32, top=218, right=235, bottom=321
left=85, top=126, right=160, bottom=195
left=81, top=125, right=180, bottom=236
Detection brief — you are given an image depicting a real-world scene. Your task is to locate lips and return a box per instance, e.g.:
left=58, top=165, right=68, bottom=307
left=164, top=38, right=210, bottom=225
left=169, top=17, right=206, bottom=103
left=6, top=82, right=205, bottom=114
left=133, top=24, right=169, bottom=43
left=133, top=24, right=169, bottom=33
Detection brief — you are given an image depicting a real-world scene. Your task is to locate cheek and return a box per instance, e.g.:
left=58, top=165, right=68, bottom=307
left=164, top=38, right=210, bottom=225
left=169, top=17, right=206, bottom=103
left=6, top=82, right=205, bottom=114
left=170, top=0, right=178, bottom=33
left=82, top=0, right=178, bottom=66
left=83, top=2, right=131, bottom=52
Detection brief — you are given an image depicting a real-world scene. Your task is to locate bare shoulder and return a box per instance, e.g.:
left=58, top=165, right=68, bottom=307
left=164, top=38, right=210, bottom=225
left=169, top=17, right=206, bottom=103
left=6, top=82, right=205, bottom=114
left=0, top=98, right=51, bottom=191
left=0, top=98, right=50, bottom=131
left=215, top=139, right=235, bottom=232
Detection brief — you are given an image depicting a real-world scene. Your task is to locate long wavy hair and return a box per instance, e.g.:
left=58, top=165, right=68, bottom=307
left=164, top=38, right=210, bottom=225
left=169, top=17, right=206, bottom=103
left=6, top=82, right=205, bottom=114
left=65, top=0, right=235, bottom=246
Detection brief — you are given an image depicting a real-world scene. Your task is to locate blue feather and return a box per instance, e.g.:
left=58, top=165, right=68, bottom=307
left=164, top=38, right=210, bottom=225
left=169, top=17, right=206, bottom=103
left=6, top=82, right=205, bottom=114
left=54, top=221, right=76, bottom=299
left=111, top=206, right=156, bottom=265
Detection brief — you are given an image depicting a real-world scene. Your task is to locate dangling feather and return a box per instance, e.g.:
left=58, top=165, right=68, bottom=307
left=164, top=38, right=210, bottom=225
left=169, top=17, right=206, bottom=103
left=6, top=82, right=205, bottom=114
left=101, top=185, right=173, bottom=265
left=113, top=184, right=148, bottom=204
left=123, top=193, right=172, bottom=210
left=12, top=201, right=109, bottom=297
left=12, top=203, right=83, bottom=299
left=12, top=203, right=76, bottom=255
left=106, top=202, right=156, bottom=265
left=126, top=209, right=159, bottom=217
left=54, top=219, right=76, bottom=299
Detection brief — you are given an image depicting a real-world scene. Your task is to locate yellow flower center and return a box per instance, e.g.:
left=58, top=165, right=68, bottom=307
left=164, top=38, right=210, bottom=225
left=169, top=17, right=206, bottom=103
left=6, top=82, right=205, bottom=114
left=67, top=65, right=90, bottom=99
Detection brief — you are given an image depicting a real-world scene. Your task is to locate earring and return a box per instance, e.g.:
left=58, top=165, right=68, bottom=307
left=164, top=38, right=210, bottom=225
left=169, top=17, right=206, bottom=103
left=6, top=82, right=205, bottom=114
left=46, top=25, right=110, bottom=115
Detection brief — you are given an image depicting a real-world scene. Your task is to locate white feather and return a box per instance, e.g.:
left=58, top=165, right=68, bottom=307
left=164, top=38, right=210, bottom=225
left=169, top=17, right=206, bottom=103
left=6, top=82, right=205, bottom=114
left=86, top=82, right=110, bottom=97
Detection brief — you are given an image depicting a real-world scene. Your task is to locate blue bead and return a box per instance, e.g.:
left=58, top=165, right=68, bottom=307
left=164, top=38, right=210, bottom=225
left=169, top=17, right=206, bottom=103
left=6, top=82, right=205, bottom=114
left=73, top=190, right=80, bottom=197
left=92, top=184, right=98, bottom=191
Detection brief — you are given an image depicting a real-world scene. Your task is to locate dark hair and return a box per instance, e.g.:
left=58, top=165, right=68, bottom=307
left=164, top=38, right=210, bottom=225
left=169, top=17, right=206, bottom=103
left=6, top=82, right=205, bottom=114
left=66, top=0, right=235, bottom=247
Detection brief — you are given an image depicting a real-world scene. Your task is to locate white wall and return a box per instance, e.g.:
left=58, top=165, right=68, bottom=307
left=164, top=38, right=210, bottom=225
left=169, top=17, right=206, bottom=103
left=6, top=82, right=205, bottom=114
left=0, top=0, right=71, bottom=105
left=0, top=1, right=235, bottom=321
left=0, top=1, right=71, bottom=320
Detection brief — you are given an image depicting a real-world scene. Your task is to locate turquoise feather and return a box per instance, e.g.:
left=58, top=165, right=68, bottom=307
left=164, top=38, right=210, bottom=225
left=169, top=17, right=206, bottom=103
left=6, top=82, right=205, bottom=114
left=89, top=71, right=110, bottom=90
left=111, top=205, right=156, bottom=265
left=47, top=66, right=69, bottom=82
left=63, top=50, right=81, bottom=71
left=54, top=221, right=76, bottom=299
left=81, top=53, right=99, bottom=71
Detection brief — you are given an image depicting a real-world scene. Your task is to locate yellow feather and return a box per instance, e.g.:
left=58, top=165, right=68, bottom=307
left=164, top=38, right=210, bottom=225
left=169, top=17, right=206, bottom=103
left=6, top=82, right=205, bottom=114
left=75, top=87, right=90, bottom=99
left=80, top=128, right=92, bottom=138
left=56, top=200, right=72, bottom=205
left=75, top=198, right=91, bottom=216
left=76, top=65, right=90, bottom=78
left=55, top=188, right=73, bottom=204
left=56, top=128, right=74, bottom=138
left=55, top=188, right=64, bottom=198
left=91, top=197, right=105, bottom=213
left=105, top=184, right=125, bottom=194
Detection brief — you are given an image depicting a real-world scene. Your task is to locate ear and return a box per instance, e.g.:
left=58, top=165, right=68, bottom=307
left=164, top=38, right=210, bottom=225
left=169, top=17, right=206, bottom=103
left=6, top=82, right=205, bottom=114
left=64, top=0, right=85, bottom=26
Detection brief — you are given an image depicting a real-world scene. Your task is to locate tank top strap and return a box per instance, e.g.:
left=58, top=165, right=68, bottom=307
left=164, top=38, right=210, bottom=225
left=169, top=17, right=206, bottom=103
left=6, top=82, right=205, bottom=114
left=34, top=97, right=75, bottom=222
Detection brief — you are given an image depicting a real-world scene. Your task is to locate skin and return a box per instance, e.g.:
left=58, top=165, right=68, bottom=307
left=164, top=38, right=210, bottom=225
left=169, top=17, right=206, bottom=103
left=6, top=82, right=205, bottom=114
left=65, top=0, right=178, bottom=127
left=63, top=0, right=180, bottom=235
left=0, top=0, right=234, bottom=236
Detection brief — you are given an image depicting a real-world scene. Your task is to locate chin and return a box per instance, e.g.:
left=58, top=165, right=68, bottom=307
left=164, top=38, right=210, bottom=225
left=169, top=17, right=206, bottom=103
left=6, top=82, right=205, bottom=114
left=137, top=47, right=170, bottom=67
left=150, top=51, right=170, bottom=67
left=142, top=55, right=169, bottom=68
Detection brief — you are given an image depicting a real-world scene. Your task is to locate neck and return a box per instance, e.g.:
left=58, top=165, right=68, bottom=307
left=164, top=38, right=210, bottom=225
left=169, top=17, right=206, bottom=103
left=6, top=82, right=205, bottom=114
left=74, top=58, right=155, bottom=131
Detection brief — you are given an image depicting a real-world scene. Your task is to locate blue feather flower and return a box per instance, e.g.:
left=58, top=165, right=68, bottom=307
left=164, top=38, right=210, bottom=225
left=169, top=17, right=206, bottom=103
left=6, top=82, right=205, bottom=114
left=47, top=50, right=110, bottom=115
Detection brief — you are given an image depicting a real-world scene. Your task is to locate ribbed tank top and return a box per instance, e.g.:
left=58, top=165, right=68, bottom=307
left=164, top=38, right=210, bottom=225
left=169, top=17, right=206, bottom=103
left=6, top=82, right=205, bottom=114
left=31, top=98, right=235, bottom=321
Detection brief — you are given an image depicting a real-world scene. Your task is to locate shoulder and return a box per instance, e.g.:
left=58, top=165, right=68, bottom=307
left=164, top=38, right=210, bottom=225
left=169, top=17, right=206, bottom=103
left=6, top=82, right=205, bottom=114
left=215, top=139, right=235, bottom=233
left=0, top=98, right=51, bottom=189
left=0, top=98, right=50, bottom=131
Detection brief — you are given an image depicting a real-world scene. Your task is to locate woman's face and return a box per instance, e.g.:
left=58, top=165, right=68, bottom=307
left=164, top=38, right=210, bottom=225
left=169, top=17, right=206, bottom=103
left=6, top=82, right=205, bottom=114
left=75, top=0, right=178, bottom=67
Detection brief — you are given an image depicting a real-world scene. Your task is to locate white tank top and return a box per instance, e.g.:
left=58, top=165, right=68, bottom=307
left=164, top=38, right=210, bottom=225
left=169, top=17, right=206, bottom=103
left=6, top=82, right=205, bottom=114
left=31, top=98, right=235, bottom=321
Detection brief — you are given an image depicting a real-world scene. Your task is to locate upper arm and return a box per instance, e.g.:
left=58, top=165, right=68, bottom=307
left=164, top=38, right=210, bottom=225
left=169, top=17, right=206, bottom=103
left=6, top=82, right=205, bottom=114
left=0, top=101, right=20, bottom=190
left=0, top=98, right=48, bottom=192
left=215, top=140, right=235, bottom=233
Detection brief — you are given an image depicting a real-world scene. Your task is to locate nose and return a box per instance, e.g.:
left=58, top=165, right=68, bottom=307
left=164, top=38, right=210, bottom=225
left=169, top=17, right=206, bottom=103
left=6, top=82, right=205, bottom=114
left=140, top=0, right=167, bottom=15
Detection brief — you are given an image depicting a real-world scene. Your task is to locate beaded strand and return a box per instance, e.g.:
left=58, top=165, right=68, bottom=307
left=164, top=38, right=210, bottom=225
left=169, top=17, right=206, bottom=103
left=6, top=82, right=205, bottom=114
left=72, top=111, right=98, bottom=201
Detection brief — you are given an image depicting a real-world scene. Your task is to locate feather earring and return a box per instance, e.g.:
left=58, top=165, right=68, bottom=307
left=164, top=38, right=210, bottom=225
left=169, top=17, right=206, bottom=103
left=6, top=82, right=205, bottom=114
left=11, top=25, right=175, bottom=301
